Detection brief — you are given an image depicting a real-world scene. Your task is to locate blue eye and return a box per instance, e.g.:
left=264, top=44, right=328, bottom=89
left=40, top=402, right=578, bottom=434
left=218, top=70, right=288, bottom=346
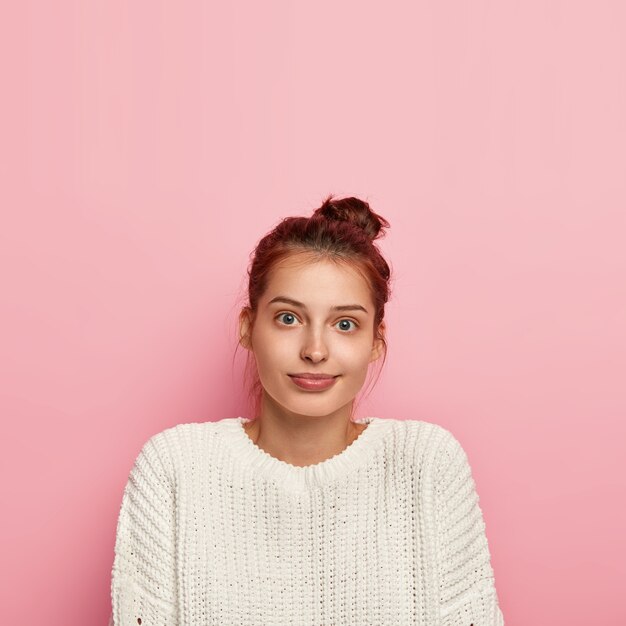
left=275, top=313, right=358, bottom=332
left=276, top=312, right=298, bottom=325
left=336, top=319, right=358, bottom=332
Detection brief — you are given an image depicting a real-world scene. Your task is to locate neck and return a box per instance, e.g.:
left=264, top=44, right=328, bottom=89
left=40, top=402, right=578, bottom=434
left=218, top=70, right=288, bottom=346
left=243, top=393, right=366, bottom=467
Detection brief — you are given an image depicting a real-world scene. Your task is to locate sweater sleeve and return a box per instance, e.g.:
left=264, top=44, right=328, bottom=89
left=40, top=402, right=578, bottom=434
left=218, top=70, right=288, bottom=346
left=435, top=430, right=505, bottom=626
left=109, top=432, right=178, bottom=625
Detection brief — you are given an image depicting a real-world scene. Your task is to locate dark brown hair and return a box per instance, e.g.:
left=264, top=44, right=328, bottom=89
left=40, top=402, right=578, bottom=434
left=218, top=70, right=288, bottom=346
left=235, top=194, right=393, bottom=419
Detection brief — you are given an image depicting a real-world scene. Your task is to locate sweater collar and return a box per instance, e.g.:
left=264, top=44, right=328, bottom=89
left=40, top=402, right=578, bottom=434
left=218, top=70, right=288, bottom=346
left=220, top=416, right=392, bottom=493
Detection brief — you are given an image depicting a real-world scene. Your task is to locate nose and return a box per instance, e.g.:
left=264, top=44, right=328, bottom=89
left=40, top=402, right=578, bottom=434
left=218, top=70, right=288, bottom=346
left=300, top=327, right=328, bottom=363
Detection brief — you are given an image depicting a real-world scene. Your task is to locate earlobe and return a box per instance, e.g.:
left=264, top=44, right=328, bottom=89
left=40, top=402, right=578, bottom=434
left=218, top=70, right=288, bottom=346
left=238, top=309, right=252, bottom=351
left=370, top=339, right=384, bottom=362
left=370, top=322, right=386, bottom=362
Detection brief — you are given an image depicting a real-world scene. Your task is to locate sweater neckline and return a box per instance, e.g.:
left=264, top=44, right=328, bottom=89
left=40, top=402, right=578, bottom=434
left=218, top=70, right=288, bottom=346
left=223, top=416, right=391, bottom=492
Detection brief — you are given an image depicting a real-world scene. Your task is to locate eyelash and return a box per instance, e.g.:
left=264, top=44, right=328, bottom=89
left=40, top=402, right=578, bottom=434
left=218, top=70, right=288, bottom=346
left=274, top=312, right=359, bottom=332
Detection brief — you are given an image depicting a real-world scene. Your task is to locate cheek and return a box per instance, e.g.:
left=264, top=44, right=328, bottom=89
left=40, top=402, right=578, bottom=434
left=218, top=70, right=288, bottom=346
left=334, top=337, right=373, bottom=365
left=253, top=330, right=293, bottom=369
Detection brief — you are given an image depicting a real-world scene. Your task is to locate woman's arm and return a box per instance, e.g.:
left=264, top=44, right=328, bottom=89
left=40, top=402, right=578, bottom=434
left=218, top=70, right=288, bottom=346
left=435, top=429, right=505, bottom=626
left=109, top=432, right=178, bottom=625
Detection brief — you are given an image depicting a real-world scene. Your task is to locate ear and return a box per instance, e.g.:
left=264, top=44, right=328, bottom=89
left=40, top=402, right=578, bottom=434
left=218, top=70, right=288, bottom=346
left=238, top=307, right=253, bottom=351
left=369, top=321, right=386, bottom=363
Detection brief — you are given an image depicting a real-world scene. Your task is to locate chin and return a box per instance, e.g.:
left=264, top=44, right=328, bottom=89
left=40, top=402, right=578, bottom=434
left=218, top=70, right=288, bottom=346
left=282, top=398, right=342, bottom=417
left=264, top=389, right=343, bottom=418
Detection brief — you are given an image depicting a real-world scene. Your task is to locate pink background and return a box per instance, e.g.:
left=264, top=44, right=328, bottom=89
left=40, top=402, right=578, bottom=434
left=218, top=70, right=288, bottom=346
left=1, top=2, right=625, bottom=625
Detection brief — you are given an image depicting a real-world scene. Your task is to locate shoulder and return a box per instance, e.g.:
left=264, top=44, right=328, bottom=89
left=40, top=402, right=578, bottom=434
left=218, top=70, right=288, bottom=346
left=141, top=417, right=234, bottom=447
left=382, top=417, right=461, bottom=450
left=134, top=417, right=240, bottom=472
left=380, top=417, right=469, bottom=476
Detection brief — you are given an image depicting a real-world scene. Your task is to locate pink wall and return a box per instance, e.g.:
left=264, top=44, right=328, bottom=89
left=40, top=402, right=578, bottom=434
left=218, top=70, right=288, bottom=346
left=1, top=2, right=625, bottom=624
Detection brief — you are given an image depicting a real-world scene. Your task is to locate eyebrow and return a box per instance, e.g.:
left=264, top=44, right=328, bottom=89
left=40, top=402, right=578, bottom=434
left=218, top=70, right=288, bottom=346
left=267, top=296, right=369, bottom=314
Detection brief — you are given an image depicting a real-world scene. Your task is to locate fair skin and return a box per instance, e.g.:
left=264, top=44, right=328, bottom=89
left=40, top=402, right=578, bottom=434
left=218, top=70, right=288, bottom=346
left=238, top=254, right=386, bottom=467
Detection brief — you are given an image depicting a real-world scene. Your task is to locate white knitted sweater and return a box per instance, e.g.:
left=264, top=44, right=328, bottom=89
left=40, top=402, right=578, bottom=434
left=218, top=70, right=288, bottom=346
left=109, top=416, right=504, bottom=625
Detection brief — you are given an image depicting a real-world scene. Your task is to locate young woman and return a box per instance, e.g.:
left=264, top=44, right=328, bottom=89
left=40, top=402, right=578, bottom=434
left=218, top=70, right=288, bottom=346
left=109, top=195, right=505, bottom=625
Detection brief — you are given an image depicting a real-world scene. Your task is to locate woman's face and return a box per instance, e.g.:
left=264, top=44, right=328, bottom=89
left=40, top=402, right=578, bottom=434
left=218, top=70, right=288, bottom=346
left=239, top=255, right=385, bottom=420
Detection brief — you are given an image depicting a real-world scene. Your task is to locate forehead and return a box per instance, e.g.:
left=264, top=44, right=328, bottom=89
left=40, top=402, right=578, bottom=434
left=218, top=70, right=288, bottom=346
left=263, top=257, right=372, bottom=307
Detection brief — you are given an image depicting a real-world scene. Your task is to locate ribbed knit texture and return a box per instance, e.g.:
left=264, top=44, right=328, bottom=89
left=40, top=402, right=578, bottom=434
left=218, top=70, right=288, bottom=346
left=109, top=417, right=504, bottom=625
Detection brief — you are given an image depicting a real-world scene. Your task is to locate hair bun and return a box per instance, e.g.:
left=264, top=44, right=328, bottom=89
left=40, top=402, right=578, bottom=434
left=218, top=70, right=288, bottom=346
left=313, top=194, right=390, bottom=241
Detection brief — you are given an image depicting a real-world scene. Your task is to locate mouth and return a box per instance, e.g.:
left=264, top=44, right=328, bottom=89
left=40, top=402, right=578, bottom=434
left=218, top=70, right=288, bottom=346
left=288, top=374, right=340, bottom=391
left=288, top=373, right=339, bottom=380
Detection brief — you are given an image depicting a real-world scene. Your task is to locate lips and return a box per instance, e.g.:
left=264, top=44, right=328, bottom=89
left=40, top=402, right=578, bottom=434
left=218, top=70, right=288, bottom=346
left=288, top=373, right=339, bottom=391
left=288, top=373, right=337, bottom=379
